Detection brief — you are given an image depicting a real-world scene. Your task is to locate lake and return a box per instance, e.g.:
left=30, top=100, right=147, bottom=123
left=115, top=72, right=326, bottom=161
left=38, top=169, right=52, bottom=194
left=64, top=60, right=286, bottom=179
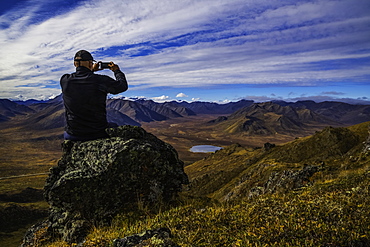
left=190, top=145, right=223, bottom=153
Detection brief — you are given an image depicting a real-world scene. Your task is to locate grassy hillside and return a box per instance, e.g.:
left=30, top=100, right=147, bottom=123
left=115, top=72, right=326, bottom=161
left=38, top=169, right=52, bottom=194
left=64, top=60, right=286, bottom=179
left=45, top=122, right=370, bottom=246
left=185, top=122, right=369, bottom=201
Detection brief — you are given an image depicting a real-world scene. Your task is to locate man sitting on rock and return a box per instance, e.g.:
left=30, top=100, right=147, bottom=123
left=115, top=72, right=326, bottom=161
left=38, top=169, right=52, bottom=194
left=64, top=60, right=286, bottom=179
left=60, top=50, right=128, bottom=141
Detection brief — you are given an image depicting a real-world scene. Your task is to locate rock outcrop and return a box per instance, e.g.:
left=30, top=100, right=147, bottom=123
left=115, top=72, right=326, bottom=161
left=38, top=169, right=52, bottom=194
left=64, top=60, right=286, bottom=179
left=249, top=164, right=320, bottom=197
left=225, top=164, right=320, bottom=201
left=22, top=125, right=188, bottom=246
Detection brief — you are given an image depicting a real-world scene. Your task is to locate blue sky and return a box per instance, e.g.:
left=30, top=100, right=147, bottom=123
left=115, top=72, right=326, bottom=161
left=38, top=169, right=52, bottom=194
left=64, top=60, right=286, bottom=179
left=0, top=0, right=369, bottom=103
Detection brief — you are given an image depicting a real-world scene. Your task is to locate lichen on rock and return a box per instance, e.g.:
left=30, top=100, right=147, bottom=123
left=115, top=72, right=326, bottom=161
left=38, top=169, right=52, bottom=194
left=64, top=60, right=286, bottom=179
left=113, top=227, right=179, bottom=247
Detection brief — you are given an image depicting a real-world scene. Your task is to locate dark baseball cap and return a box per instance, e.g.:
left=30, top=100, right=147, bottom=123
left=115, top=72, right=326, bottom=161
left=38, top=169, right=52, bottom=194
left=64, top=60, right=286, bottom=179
left=74, top=50, right=95, bottom=61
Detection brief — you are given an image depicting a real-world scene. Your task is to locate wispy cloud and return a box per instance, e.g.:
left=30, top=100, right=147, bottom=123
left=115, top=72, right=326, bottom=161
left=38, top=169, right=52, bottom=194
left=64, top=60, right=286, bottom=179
left=321, top=91, right=345, bottom=96
left=0, top=0, right=369, bottom=100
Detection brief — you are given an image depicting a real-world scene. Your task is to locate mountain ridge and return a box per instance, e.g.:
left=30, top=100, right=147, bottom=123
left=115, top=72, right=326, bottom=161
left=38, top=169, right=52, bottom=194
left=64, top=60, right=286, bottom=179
left=209, top=101, right=341, bottom=136
left=1, top=96, right=369, bottom=137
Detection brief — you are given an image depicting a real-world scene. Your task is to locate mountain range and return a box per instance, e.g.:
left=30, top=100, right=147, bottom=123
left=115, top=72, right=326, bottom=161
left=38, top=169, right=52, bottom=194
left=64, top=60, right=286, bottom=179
left=1, top=95, right=370, bottom=136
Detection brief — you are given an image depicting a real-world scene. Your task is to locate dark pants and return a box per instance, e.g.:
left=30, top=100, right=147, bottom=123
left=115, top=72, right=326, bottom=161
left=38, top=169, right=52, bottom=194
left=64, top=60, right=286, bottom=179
left=64, top=122, right=119, bottom=141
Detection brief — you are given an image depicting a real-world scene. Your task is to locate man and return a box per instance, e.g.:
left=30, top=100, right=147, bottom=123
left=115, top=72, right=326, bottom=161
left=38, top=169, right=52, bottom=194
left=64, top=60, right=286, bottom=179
left=60, top=50, right=128, bottom=141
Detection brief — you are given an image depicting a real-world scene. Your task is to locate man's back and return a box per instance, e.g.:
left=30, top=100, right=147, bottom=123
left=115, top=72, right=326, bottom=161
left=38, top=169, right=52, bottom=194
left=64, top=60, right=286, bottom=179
left=61, top=66, right=111, bottom=138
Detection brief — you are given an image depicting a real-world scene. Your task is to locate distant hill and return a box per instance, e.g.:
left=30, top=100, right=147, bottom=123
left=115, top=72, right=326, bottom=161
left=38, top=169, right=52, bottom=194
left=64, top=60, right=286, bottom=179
left=208, top=101, right=339, bottom=136
left=274, top=100, right=370, bottom=125
left=19, top=95, right=68, bottom=129
left=135, top=99, right=196, bottom=118
left=107, top=108, right=140, bottom=127
left=173, top=99, right=254, bottom=114
left=106, top=99, right=169, bottom=122
left=24, top=102, right=65, bottom=129
left=0, top=99, right=34, bottom=122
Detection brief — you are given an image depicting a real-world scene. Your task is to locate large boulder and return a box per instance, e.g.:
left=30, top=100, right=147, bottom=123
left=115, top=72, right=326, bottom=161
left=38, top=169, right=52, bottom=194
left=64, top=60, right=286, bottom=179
left=23, top=125, right=188, bottom=245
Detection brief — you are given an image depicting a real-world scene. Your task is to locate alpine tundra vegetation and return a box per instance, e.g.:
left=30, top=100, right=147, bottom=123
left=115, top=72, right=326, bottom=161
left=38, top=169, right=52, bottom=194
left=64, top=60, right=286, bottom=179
left=33, top=122, right=370, bottom=246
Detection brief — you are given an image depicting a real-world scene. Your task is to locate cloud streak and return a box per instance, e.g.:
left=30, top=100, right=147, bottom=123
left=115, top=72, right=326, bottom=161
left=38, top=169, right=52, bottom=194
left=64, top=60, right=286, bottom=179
left=0, top=0, right=369, bottom=100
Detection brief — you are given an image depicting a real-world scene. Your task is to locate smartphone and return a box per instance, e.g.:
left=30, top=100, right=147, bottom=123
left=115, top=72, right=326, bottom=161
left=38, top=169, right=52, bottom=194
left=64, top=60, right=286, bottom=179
left=100, top=62, right=110, bottom=69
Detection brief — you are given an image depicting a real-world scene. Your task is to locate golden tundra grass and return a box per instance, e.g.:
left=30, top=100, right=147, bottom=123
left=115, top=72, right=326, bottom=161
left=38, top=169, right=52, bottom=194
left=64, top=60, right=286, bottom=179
left=46, top=167, right=369, bottom=247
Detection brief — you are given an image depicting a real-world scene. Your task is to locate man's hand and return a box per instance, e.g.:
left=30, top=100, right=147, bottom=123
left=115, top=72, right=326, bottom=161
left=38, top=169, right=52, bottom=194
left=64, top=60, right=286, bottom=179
left=92, top=62, right=102, bottom=72
left=108, top=62, right=120, bottom=72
